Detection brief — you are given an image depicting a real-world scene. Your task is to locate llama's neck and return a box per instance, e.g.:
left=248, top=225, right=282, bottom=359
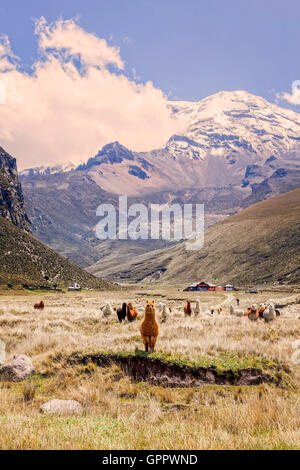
left=145, top=310, right=156, bottom=321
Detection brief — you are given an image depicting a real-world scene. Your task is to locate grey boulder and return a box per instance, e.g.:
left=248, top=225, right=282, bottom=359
left=39, top=399, right=83, bottom=415
left=0, top=354, right=34, bottom=382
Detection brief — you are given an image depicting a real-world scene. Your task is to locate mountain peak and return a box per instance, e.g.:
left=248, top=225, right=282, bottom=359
left=167, top=89, right=300, bottom=161
left=78, top=141, right=134, bottom=170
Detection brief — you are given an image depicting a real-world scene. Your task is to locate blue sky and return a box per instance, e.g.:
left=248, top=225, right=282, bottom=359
left=0, top=0, right=299, bottom=104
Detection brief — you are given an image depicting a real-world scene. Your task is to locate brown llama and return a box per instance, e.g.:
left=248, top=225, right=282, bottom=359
left=140, top=300, right=159, bottom=352
left=126, top=302, right=138, bottom=322
left=34, top=301, right=44, bottom=310
left=184, top=301, right=192, bottom=316
left=247, top=304, right=259, bottom=321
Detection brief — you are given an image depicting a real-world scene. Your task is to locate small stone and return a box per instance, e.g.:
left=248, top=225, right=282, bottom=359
left=0, top=354, right=34, bottom=382
left=39, top=399, right=83, bottom=415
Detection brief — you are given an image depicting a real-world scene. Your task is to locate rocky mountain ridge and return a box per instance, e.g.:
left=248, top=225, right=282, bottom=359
left=0, top=146, right=31, bottom=232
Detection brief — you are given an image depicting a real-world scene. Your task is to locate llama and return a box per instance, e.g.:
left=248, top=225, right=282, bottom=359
left=247, top=304, right=259, bottom=321
left=115, top=303, right=127, bottom=323
left=157, top=302, right=164, bottom=313
left=101, top=302, right=114, bottom=317
left=184, top=301, right=192, bottom=316
left=160, top=304, right=169, bottom=323
left=263, top=304, right=276, bottom=322
left=140, top=300, right=159, bottom=352
left=202, top=308, right=214, bottom=316
left=217, top=307, right=229, bottom=316
left=258, top=303, right=266, bottom=319
left=230, top=305, right=244, bottom=317
left=34, top=301, right=44, bottom=310
left=194, top=300, right=201, bottom=316
left=126, top=302, right=138, bottom=322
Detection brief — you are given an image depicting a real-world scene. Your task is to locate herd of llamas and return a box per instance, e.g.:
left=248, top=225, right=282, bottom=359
left=31, top=296, right=287, bottom=352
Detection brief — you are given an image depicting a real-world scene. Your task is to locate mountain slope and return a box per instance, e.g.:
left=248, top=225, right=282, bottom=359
left=88, top=189, right=300, bottom=286
left=0, top=146, right=31, bottom=232
left=21, top=171, right=119, bottom=267
left=0, top=215, right=113, bottom=289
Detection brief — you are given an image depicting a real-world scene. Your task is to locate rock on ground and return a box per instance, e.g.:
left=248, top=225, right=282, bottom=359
left=39, top=399, right=83, bottom=415
left=0, top=354, right=34, bottom=382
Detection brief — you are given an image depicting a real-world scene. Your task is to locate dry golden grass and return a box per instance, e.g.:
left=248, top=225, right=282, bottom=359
left=0, top=286, right=299, bottom=450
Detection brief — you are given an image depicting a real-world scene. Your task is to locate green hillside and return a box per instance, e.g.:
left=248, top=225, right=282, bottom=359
left=0, top=215, right=113, bottom=289
left=91, top=189, right=300, bottom=286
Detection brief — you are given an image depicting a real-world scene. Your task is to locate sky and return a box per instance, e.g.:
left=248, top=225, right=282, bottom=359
left=0, top=0, right=299, bottom=169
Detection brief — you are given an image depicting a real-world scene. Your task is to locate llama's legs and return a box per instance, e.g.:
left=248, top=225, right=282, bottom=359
left=150, top=335, right=157, bottom=352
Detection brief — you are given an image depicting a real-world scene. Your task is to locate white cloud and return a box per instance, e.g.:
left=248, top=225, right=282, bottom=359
left=277, top=81, right=300, bottom=106
left=0, top=35, right=18, bottom=72
left=35, top=17, right=124, bottom=70
left=0, top=18, right=186, bottom=169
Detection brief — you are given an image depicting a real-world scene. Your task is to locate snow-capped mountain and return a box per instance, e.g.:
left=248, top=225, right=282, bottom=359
left=71, top=90, right=300, bottom=195
left=20, top=90, right=300, bottom=267
left=168, top=90, right=300, bottom=161
left=20, top=90, right=300, bottom=192
left=19, top=162, right=76, bottom=180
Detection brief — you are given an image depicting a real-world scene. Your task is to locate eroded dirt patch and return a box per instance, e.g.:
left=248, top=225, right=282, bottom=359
left=67, top=352, right=280, bottom=388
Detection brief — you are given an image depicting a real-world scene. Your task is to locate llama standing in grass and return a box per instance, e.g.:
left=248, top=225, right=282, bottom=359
left=101, top=302, right=114, bottom=318
left=202, top=308, right=214, bottom=316
left=258, top=304, right=266, bottom=319
left=217, top=307, right=229, bottom=316
left=230, top=305, right=244, bottom=317
left=115, top=303, right=127, bottom=322
left=263, top=304, right=276, bottom=322
left=160, top=304, right=170, bottom=323
left=158, top=302, right=164, bottom=313
left=140, top=300, right=159, bottom=352
left=247, top=304, right=259, bottom=321
left=34, top=301, right=44, bottom=310
left=126, top=302, right=138, bottom=322
left=194, top=300, right=201, bottom=316
left=184, top=301, right=192, bottom=317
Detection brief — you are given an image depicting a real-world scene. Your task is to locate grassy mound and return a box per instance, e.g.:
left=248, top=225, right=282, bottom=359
left=67, top=351, right=293, bottom=388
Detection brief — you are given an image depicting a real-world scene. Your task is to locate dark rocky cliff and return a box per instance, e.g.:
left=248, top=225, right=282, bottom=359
left=0, top=146, right=31, bottom=232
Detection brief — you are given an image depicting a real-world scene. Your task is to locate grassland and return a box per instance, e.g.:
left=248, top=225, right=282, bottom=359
left=0, top=286, right=300, bottom=450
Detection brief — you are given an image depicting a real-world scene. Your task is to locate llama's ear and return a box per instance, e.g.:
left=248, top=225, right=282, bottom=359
left=153, top=300, right=155, bottom=305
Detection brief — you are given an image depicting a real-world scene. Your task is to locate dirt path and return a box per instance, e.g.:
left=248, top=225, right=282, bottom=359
left=214, top=293, right=235, bottom=309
